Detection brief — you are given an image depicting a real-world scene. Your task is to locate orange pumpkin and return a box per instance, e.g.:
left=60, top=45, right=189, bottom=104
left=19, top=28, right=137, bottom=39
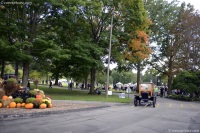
left=25, top=103, right=34, bottom=109
left=39, top=103, right=47, bottom=109
left=48, top=103, right=52, bottom=108
left=2, top=95, right=8, bottom=100
left=36, top=94, right=42, bottom=99
left=16, top=103, right=21, bottom=108
left=21, top=103, right=25, bottom=107
left=9, top=102, right=16, bottom=108
left=0, top=103, right=2, bottom=108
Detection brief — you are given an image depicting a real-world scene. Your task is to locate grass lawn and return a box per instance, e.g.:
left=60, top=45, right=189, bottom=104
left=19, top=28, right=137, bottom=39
left=33, top=85, right=132, bottom=104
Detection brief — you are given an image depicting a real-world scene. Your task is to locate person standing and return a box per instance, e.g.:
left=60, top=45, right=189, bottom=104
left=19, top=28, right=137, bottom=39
left=27, top=81, right=30, bottom=88
left=164, top=86, right=168, bottom=97
left=49, top=81, right=52, bottom=88
left=160, top=87, right=164, bottom=97
left=81, top=83, right=84, bottom=90
left=154, top=86, right=159, bottom=96
left=69, top=82, right=73, bottom=90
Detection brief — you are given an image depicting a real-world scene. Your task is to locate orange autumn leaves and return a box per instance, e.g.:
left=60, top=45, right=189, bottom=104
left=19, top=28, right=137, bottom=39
left=125, top=30, right=151, bottom=62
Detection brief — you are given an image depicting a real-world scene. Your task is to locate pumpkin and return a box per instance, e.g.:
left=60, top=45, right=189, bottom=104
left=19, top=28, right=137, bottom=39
left=48, top=103, right=52, bottom=108
left=2, top=95, right=8, bottom=100
left=9, top=102, right=16, bottom=108
left=0, top=103, right=2, bottom=108
left=16, top=103, right=21, bottom=108
left=21, top=103, right=25, bottom=107
left=36, top=94, right=42, bottom=99
left=8, top=96, right=13, bottom=99
left=39, top=103, right=47, bottom=109
left=25, top=103, right=34, bottom=109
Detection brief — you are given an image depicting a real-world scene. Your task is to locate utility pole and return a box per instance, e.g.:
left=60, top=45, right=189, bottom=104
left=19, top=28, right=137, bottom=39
left=106, top=6, right=114, bottom=98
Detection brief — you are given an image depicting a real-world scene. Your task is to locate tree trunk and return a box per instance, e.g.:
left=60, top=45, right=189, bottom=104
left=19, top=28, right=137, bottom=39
left=167, top=55, right=173, bottom=92
left=84, top=75, right=88, bottom=90
left=168, top=74, right=173, bottom=92
left=0, top=60, right=5, bottom=79
left=54, top=73, right=59, bottom=85
left=136, top=62, right=141, bottom=92
left=89, top=67, right=96, bottom=94
left=22, top=61, right=29, bottom=87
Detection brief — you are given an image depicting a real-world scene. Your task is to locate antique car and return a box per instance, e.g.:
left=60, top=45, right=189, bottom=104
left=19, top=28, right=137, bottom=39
left=134, top=82, right=156, bottom=107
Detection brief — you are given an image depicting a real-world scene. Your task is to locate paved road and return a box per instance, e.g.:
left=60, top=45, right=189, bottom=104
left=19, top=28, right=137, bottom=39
left=0, top=97, right=200, bottom=133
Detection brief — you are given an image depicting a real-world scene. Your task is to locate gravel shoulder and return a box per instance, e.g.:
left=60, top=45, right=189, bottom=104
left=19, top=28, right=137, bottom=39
left=0, top=100, right=126, bottom=120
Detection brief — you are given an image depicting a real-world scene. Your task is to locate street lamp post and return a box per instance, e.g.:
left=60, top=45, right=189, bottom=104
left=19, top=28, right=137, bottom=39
left=106, top=7, right=114, bottom=98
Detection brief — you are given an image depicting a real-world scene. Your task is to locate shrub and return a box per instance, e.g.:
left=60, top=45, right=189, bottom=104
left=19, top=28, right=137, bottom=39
left=14, top=97, right=23, bottom=103
left=167, top=94, right=193, bottom=101
left=172, top=71, right=200, bottom=98
left=4, top=78, right=18, bottom=96
left=26, top=97, right=36, bottom=103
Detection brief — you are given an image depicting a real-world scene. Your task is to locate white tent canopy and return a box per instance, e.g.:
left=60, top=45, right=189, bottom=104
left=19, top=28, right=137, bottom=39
left=116, top=82, right=123, bottom=85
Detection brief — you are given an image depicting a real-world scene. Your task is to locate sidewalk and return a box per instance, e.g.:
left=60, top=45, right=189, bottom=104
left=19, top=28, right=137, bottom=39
left=0, top=100, right=128, bottom=121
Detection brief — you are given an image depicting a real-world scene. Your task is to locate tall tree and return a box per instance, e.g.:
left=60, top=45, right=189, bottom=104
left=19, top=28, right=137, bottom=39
left=112, top=0, right=152, bottom=92
left=144, top=0, right=199, bottom=91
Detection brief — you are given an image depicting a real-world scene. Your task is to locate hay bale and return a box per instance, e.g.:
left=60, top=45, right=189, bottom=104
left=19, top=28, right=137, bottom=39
left=2, top=99, right=13, bottom=108
left=0, top=78, right=3, bottom=88
left=0, top=88, right=5, bottom=99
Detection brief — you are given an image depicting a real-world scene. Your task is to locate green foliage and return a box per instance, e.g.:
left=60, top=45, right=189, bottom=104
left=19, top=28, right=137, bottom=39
left=7, top=78, right=17, bottom=84
left=29, top=90, right=37, bottom=96
left=26, top=97, right=36, bottom=104
left=14, top=97, right=23, bottom=103
left=4, top=65, right=15, bottom=74
left=29, top=70, right=41, bottom=80
left=172, top=71, right=199, bottom=97
left=167, top=94, right=200, bottom=101
left=167, top=94, right=192, bottom=101
left=111, top=70, right=137, bottom=84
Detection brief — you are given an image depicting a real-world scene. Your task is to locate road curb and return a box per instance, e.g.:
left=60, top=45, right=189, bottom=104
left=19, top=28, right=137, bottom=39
left=0, top=105, right=111, bottom=121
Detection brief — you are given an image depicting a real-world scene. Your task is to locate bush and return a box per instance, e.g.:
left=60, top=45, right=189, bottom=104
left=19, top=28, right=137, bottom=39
left=14, top=97, right=23, bottom=103
left=4, top=78, right=18, bottom=96
left=167, top=94, right=196, bottom=101
left=26, top=97, right=36, bottom=103
left=172, top=71, right=200, bottom=98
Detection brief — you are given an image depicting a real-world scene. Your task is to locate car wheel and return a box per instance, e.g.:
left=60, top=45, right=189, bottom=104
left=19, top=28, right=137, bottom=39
left=153, top=97, right=156, bottom=107
left=134, top=98, right=137, bottom=106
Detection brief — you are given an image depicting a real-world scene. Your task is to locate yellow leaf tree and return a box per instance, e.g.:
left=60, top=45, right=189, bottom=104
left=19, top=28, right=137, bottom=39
left=120, top=0, right=152, bottom=92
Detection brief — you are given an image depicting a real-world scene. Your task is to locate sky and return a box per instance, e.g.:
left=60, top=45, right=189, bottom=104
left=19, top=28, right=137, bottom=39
left=169, top=0, right=200, bottom=10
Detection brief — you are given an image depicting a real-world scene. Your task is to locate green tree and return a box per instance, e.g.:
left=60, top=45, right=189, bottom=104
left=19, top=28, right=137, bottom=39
left=172, top=71, right=199, bottom=98
left=144, top=0, right=184, bottom=90
left=115, top=0, right=152, bottom=92
left=4, top=64, right=15, bottom=74
left=0, top=1, right=61, bottom=86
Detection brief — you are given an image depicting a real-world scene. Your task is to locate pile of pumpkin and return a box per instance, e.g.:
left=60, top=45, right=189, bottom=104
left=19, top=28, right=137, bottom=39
left=0, top=95, right=52, bottom=109
left=0, top=78, right=52, bottom=109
